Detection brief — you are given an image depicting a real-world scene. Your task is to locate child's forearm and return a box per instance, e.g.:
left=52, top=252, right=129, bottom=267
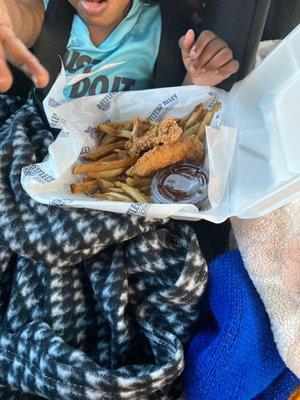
left=3, top=0, right=45, bottom=48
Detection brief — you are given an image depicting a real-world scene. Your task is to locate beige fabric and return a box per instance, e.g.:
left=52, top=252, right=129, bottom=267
left=231, top=201, right=300, bottom=377
left=255, top=39, right=281, bottom=65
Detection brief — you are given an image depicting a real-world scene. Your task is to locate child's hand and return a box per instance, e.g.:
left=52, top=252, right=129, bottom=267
left=180, top=29, right=239, bottom=87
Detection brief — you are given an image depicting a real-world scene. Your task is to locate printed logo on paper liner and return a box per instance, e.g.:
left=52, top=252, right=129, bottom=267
left=48, top=97, right=62, bottom=108
left=50, top=198, right=74, bottom=207
left=79, top=146, right=91, bottom=154
left=96, top=92, right=124, bottom=112
left=23, top=165, right=55, bottom=184
left=148, top=94, right=179, bottom=122
left=58, top=130, right=70, bottom=138
left=50, top=112, right=66, bottom=128
left=127, top=203, right=151, bottom=217
left=84, top=126, right=98, bottom=140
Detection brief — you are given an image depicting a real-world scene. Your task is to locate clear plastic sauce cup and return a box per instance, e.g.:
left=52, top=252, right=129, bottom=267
left=151, top=163, right=209, bottom=209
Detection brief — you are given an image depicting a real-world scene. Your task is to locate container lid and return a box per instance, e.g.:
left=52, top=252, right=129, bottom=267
left=226, top=25, right=300, bottom=217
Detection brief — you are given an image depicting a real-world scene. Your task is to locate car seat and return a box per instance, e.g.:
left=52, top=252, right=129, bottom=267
left=8, top=0, right=299, bottom=97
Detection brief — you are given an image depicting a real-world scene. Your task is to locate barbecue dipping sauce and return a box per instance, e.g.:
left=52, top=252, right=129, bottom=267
left=151, top=163, right=209, bottom=208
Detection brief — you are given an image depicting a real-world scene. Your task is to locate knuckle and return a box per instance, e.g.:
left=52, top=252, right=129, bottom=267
left=16, top=52, right=34, bottom=67
left=223, top=48, right=233, bottom=58
left=0, top=27, right=13, bottom=44
left=233, top=60, right=240, bottom=71
left=0, top=30, right=8, bottom=42
left=201, top=30, right=215, bottom=40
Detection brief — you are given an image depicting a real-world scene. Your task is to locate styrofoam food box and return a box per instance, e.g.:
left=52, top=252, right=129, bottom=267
left=21, top=25, right=300, bottom=222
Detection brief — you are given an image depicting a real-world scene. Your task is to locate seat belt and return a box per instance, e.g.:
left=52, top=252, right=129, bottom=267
left=33, top=0, right=74, bottom=126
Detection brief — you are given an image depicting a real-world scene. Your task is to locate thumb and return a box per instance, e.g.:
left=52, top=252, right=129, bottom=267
left=179, top=29, right=195, bottom=60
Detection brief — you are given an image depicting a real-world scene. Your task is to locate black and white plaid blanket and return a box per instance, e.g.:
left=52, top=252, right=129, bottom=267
left=0, top=95, right=207, bottom=400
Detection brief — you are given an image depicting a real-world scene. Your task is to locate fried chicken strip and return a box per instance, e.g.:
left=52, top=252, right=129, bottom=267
left=126, top=116, right=182, bottom=157
left=127, top=135, right=204, bottom=177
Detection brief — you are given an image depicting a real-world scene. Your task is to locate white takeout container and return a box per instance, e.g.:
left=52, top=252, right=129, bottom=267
left=21, top=25, right=300, bottom=222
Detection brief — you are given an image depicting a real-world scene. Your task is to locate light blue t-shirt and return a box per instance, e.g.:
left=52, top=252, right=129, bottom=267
left=42, top=0, right=162, bottom=100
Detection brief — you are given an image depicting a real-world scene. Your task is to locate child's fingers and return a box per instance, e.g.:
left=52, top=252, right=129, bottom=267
left=0, top=42, right=13, bottom=92
left=0, top=25, right=49, bottom=88
left=200, top=47, right=234, bottom=73
left=190, top=38, right=228, bottom=73
left=179, top=29, right=195, bottom=60
left=218, top=60, right=240, bottom=77
left=190, top=30, right=218, bottom=60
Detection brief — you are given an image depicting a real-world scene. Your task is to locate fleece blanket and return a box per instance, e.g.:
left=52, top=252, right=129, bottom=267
left=231, top=202, right=300, bottom=379
left=0, top=94, right=207, bottom=399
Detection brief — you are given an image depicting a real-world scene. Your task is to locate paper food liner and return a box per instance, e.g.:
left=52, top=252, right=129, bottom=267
left=21, top=69, right=237, bottom=222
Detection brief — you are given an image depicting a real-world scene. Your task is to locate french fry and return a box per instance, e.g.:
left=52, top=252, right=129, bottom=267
left=184, top=121, right=201, bottom=136
left=74, top=154, right=117, bottom=174
left=83, top=177, right=95, bottom=182
left=184, top=104, right=204, bottom=129
left=126, top=176, right=152, bottom=187
left=83, top=140, right=126, bottom=161
left=98, top=124, right=117, bottom=135
left=106, top=120, right=134, bottom=130
left=105, top=192, right=133, bottom=202
left=74, top=157, right=135, bottom=174
left=70, top=180, right=99, bottom=194
left=103, top=187, right=124, bottom=194
left=115, top=182, right=148, bottom=203
left=86, top=168, right=126, bottom=179
left=124, top=122, right=134, bottom=130
left=100, top=134, right=111, bottom=144
left=99, top=124, right=132, bottom=139
left=92, top=193, right=113, bottom=201
left=97, top=176, right=121, bottom=182
left=93, top=192, right=132, bottom=202
left=211, top=101, right=222, bottom=112
left=96, top=153, right=118, bottom=162
left=97, top=178, right=115, bottom=190
left=197, top=110, right=216, bottom=141
left=114, top=149, right=130, bottom=159
left=110, top=120, right=132, bottom=128
left=105, top=136, right=126, bottom=145
left=98, top=131, right=106, bottom=145
left=179, top=114, right=190, bottom=128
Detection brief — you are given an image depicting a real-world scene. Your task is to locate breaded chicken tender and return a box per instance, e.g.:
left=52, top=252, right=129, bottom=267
left=126, top=117, right=182, bottom=157
left=127, top=135, right=204, bottom=177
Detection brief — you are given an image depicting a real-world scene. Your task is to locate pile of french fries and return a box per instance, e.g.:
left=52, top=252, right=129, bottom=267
left=70, top=101, right=221, bottom=203
left=178, top=101, right=221, bottom=138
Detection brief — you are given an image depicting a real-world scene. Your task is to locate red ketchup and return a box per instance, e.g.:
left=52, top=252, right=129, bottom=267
left=151, top=163, right=209, bottom=208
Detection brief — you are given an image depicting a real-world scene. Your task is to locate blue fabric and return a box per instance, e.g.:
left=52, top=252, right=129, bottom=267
left=254, top=369, right=300, bottom=400
left=42, top=0, right=161, bottom=99
left=184, top=250, right=300, bottom=400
